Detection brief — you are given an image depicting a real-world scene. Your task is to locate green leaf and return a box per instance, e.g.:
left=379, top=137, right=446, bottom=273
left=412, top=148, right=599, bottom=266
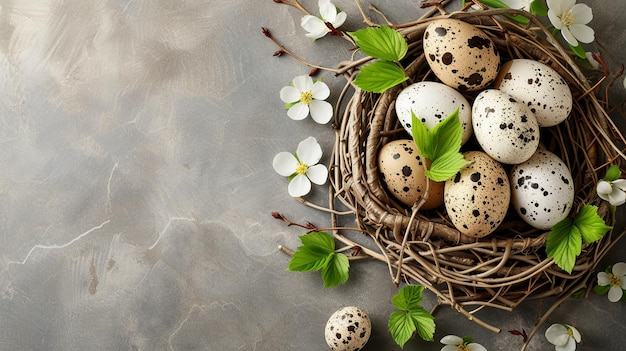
left=479, top=0, right=510, bottom=8
left=431, top=108, right=462, bottom=160
left=349, top=25, right=408, bottom=62
left=574, top=205, right=611, bottom=243
left=409, top=308, right=436, bottom=342
left=568, top=42, right=587, bottom=59
left=353, top=60, right=408, bottom=93
left=411, top=111, right=435, bottom=160
left=321, top=253, right=350, bottom=288
left=530, top=0, right=548, bottom=16
left=426, top=151, right=468, bottom=182
left=391, top=285, right=424, bottom=310
left=388, top=310, right=416, bottom=348
left=593, top=284, right=610, bottom=296
left=546, top=218, right=582, bottom=274
left=604, top=165, right=622, bottom=181
left=287, top=232, right=334, bottom=272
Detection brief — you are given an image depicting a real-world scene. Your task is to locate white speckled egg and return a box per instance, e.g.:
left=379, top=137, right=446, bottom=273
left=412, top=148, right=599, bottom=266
left=424, top=19, right=500, bottom=91
left=325, top=306, right=371, bottom=351
left=472, top=89, right=540, bottom=164
left=444, top=151, right=510, bottom=238
left=395, top=81, right=473, bottom=144
left=494, top=59, right=573, bottom=127
left=378, top=139, right=444, bottom=209
left=510, top=148, right=574, bottom=230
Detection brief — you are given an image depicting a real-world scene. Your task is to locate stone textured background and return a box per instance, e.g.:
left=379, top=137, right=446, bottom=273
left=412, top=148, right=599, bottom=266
left=0, top=0, right=624, bottom=350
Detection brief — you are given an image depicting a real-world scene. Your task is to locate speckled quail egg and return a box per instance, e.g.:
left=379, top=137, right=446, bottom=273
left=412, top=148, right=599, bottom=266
left=395, top=81, right=473, bottom=145
left=444, top=151, right=511, bottom=238
left=510, top=148, right=575, bottom=230
left=325, top=306, right=371, bottom=351
left=494, top=59, right=573, bottom=127
left=378, top=139, right=444, bottom=209
left=424, top=19, right=500, bottom=91
left=472, top=89, right=540, bottom=164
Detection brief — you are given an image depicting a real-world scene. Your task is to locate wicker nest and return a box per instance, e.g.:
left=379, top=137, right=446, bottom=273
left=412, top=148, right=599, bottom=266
left=328, top=7, right=626, bottom=335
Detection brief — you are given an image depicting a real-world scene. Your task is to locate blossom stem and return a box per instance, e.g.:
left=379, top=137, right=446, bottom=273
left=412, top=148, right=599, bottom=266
left=273, top=0, right=311, bottom=15
left=262, top=27, right=342, bottom=74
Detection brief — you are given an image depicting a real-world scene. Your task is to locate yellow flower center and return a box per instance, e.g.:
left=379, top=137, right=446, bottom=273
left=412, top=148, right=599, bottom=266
left=300, top=91, right=314, bottom=105
left=296, top=163, right=308, bottom=175
left=560, top=9, right=575, bottom=27
left=457, top=344, right=471, bottom=351
left=609, top=272, right=622, bottom=287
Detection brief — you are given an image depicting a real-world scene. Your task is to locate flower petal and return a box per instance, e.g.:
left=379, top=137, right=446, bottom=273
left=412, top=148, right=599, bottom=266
left=612, top=262, right=626, bottom=276
left=296, top=136, right=323, bottom=165
left=545, top=324, right=569, bottom=346
left=332, top=11, right=347, bottom=28
left=280, top=86, right=301, bottom=103
left=560, top=26, right=578, bottom=47
left=569, top=24, right=594, bottom=44
left=287, top=103, right=310, bottom=120
left=585, top=52, right=600, bottom=69
left=608, top=286, right=623, bottom=302
left=288, top=174, right=311, bottom=197
left=440, top=335, right=463, bottom=345
left=292, top=75, right=313, bottom=92
left=306, top=164, right=328, bottom=185
left=570, top=3, right=593, bottom=24
left=547, top=0, right=566, bottom=16
left=301, top=15, right=329, bottom=40
left=441, top=346, right=458, bottom=351
left=608, top=188, right=626, bottom=206
left=596, top=180, right=612, bottom=196
left=567, top=325, right=581, bottom=343
left=613, top=179, right=626, bottom=191
left=597, top=271, right=610, bottom=286
left=311, top=81, right=330, bottom=100
left=273, top=152, right=298, bottom=177
left=555, top=337, right=577, bottom=351
left=309, top=100, right=333, bottom=124
left=548, top=10, right=563, bottom=29
left=319, top=0, right=337, bottom=22
left=468, top=343, right=487, bottom=351
left=502, top=0, right=524, bottom=9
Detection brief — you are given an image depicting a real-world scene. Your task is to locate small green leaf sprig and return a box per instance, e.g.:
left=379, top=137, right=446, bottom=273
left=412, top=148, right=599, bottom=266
left=287, top=231, right=350, bottom=288
left=388, top=285, right=436, bottom=348
left=546, top=205, right=612, bottom=273
left=349, top=25, right=409, bottom=93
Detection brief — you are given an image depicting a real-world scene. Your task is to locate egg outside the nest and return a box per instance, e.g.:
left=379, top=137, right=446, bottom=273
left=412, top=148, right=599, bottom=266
left=378, top=139, right=444, bottom=209
left=423, top=18, right=500, bottom=92
left=444, top=151, right=511, bottom=238
left=324, top=306, right=371, bottom=351
left=510, top=148, right=575, bottom=230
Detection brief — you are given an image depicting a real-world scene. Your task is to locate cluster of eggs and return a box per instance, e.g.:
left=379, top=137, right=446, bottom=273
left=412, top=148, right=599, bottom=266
left=378, top=19, right=575, bottom=238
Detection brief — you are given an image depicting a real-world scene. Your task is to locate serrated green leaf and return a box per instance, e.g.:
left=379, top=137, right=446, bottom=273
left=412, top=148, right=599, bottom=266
left=392, top=285, right=424, bottom=310
left=431, top=108, right=462, bottom=160
left=546, top=218, right=582, bottom=274
left=388, top=310, right=415, bottom=348
left=426, top=151, right=467, bottom=182
left=604, top=165, right=622, bottom=181
left=409, top=308, right=436, bottom=342
left=287, top=232, right=335, bottom=272
left=530, top=0, right=548, bottom=16
left=349, top=25, right=408, bottom=62
left=574, top=205, right=612, bottom=243
left=569, top=42, right=587, bottom=59
left=411, top=112, right=434, bottom=160
left=321, top=253, right=349, bottom=288
left=353, top=61, right=408, bottom=93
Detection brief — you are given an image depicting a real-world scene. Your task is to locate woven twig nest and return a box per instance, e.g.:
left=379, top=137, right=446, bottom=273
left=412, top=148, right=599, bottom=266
left=329, top=8, right=626, bottom=334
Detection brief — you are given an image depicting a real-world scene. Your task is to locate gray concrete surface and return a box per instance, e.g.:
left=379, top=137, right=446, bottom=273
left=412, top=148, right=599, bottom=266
left=0, top=0, right=624, bottom=350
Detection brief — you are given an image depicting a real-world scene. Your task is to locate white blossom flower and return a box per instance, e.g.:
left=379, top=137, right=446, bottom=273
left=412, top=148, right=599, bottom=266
left=585, top=52, right=600, bottom=69
left=547, top=0, right=595, bottom=47
left=597, top=262, right=626, bottom=302
left=273, top=136, right=328, bottom=197
left=545, top=324, right=581, bottom=351
left=623, top=76, right=626, bottom=91
left=280, top=75, right=333, bottom=124
left=502, top=0, right=533, bottom=11
left=440, top=335, right=487, bottom=351
left=596, top=179, right=626, bottom=206
left=301, top=0, right=347, bottom=40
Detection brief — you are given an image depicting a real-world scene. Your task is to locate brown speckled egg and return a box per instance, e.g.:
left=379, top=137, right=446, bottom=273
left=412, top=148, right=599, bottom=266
left=378, top=139, right=444, bottom=209
left=494, top=59, right=572, bottom=127
left=424, top=19, right=500, bottom=91
left=325, top=306, right=371, bottom=351
left=509, top=147, right=574, bottom=230
left=444, top=151, right=510, bottom=238
left=472, top=89, right=540, bottom=164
